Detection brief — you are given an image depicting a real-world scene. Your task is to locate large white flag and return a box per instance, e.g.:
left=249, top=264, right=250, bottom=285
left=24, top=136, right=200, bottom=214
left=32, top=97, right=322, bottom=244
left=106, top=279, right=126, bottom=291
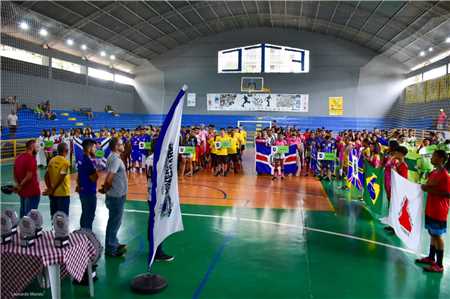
left=388, top=170, right=424, bottom=253
left=147, top=85, right=187, bottom=268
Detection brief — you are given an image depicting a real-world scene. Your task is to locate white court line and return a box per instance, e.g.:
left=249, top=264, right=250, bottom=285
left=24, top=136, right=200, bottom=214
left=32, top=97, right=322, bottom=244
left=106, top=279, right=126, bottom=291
left=1, top=201, right=421, bottom=256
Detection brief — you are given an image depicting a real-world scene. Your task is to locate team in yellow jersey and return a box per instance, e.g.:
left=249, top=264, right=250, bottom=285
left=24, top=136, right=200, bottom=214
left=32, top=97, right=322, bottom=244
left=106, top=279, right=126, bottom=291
left=206, top=127, right=246, bottom=176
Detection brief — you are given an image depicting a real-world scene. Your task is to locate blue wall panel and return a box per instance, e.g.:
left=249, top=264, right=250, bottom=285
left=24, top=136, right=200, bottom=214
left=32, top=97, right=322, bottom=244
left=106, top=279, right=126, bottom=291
left=2, top=109, right=401, bottom=140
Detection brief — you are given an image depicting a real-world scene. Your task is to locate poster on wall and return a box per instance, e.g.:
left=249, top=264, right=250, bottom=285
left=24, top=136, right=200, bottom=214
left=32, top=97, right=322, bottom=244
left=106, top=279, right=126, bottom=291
left=447, top=74, right=450, bottom=99
left=187, top=93, right=196, bottom=107
left=438, top=76, right=447, bottom=100
left=405, top=85, right=417, bottom=104
left=206, top=93, right=309, bottom=112
left=426, top=80, right=439, bottom=102
left=416, top=82, right=425, bottom=102
left=328, top=96, right=343, bottom=116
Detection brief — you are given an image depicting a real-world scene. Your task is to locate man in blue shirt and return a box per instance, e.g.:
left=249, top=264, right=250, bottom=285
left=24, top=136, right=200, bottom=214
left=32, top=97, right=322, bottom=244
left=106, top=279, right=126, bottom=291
left=77, top=139, right=99, bottom=230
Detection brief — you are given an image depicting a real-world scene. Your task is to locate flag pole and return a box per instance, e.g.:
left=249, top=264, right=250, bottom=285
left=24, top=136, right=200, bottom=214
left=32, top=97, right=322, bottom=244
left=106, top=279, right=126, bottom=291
left=130, top=85, right=188, bottom=294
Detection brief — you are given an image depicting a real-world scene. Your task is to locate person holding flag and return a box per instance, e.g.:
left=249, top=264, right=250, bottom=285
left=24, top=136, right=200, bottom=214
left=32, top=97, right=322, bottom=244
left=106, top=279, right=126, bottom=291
left=415, top=150, right=450, bottom=273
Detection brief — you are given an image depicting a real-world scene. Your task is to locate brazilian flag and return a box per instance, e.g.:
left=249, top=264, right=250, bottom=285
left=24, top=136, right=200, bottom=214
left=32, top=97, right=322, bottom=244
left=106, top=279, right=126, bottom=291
left=363, top=161, right=386, bottom=217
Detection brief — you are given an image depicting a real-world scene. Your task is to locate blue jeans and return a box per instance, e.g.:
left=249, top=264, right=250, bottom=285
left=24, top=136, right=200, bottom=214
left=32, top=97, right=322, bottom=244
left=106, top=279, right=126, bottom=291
left=20, top=195, right=40, bottom=218
left=105, top=195, right=126, bottom=253
left=79, top=193, right=97, bottom=230
left=49, top=196, right=70, bottom=218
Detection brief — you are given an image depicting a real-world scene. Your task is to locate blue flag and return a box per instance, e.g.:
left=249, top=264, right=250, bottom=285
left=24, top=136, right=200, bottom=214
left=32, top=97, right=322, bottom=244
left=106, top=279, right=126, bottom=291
left=255, top=143, right=298, bottom=175
left=148, top=85, right=186, bottom=269
left=73, top=136, right=111, bottom=170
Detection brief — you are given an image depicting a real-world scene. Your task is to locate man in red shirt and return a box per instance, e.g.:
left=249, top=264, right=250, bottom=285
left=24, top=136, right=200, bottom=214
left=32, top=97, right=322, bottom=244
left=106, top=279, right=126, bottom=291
left=415, top=150, right=450, bottom=273
left=14, top=140, right=41, bottom=217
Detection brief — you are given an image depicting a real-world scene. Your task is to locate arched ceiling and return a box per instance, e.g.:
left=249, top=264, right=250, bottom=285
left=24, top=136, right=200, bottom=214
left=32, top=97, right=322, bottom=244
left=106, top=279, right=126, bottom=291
left=2, top=1, right=450, bottom=71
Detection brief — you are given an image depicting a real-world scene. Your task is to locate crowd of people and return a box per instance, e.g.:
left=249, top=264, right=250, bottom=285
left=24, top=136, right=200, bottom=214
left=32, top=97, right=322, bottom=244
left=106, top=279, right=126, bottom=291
left=254, top=126, right=449, bottom=180
left=13, top=136, right=173, bottom=260
left=34, top=125, right=249, bottom=178
left=9, top=123, right=450, bottom=271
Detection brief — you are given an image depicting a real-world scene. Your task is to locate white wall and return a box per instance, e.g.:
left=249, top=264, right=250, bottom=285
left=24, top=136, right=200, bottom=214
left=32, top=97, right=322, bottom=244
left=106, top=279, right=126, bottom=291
left=133, top=61, right=165, bottom=114
left=356, top=54, right=409, bottom=119
left=147, top=27, right=407, bottom=118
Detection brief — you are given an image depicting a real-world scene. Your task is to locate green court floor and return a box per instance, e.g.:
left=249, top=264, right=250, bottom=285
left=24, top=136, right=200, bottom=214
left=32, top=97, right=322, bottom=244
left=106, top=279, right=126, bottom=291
left=1, top=164, right=449, bottom=299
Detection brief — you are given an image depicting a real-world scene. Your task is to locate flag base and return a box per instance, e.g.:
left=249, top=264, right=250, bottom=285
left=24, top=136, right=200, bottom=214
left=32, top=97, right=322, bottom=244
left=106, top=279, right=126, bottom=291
left=130, top=273, right=168, bottom=294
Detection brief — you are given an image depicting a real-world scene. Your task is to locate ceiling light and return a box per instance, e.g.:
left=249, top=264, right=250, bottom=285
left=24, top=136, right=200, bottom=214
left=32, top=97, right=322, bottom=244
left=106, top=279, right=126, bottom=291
left=81, top=44, right=87, bottom=51
left=19, top=21, right=29, bottom=31
left=446, top=37, right=450, bottom=43
left=428, top=47, right=433, bottom=52
left=39, top=28, right=48, bottom=37
left=419, top=51, right=425, bottom=57
left=100, top=51, right=106, bottom=57
left=110, top=55, right=116, bottom=60
left=66, top=39, right=74, bottom=46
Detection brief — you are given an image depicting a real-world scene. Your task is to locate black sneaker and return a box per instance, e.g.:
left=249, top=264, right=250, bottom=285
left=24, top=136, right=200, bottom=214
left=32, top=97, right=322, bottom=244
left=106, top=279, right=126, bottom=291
left=117, top=244, right=128, bottom=252
left=155, top=253, right=175, bottom=262
left=105, top=245, right=127, bottom=257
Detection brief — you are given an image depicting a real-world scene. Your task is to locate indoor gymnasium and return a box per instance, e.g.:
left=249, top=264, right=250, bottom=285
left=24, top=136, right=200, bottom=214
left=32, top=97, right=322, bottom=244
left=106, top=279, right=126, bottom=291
left=1, top=1, right=450, bottom=299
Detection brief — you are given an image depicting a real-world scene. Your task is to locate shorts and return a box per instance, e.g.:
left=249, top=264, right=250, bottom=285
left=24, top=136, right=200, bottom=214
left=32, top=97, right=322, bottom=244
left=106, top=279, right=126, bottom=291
left=131, top=151, right=142, bottom=162
left=210, top=154, right=217, bottom=167
left=229, top=153, right=239, bottom=163
left=216, top=155, right=227, bottom=164
left=425, top=216, right=447, bottom=236
left=321, top=161, right=334, bottom=170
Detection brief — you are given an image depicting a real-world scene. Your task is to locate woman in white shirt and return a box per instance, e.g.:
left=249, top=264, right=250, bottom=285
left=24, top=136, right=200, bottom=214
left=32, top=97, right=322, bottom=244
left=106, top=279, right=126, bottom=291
left=36, top=129, right=47, bottom=167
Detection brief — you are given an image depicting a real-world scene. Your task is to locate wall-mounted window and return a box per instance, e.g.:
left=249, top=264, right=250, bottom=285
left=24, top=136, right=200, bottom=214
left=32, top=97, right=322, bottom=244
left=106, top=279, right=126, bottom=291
left=0, top=44, right=48, bottom=66
left=423, top=65, right=446, bottom=81
left=114, top=74, right=134, bottom=86
left=88, top=67, right=113, bottom=81
left=218, top=43, right=309, bottom=74
left=52, top=58, right=82, bottom=74
left=404, top=74, right=422, bottom=87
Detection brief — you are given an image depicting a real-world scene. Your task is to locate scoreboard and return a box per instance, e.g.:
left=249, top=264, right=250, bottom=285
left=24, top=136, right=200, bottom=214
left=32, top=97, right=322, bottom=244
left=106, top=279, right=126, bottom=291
left=218, top=43, right=309, bottom=74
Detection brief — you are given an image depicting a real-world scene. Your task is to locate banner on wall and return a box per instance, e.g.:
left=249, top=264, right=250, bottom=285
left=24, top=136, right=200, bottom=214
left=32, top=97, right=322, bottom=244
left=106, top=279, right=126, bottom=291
left=438, top=76, right=447, bottom=100
left=328, top=96, right=343, bottom=116
left=207, top=93, right=309, bottom=112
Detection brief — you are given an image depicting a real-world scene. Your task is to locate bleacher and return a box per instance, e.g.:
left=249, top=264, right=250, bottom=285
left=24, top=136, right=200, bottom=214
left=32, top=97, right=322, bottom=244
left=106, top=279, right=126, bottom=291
left=0, top=109, right=163, bottom=139
left=0, top=107, right=443, bottom=141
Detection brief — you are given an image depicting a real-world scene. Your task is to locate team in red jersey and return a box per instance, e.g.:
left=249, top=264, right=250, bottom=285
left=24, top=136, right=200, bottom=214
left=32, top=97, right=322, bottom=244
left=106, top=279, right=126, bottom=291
left=416, top=150, right=450, bottom=273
